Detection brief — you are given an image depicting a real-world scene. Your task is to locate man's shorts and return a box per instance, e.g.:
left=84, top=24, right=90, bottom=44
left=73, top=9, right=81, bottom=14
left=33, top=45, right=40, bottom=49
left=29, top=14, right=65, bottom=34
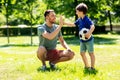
left=80, top=38, right=94, bottom=53
left=46, top=49, right=63, bottom=62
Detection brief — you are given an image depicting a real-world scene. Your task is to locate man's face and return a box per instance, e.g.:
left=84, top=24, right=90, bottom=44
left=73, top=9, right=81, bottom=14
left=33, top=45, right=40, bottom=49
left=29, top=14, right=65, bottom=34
left=46, top=12, right=56, bottom=23
left=76, top=10, right=83, bottom=18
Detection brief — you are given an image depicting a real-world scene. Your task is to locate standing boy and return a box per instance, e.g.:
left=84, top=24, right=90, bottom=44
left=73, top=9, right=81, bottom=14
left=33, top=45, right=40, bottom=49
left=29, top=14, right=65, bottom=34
left=64, top=3, right=95, bottom=70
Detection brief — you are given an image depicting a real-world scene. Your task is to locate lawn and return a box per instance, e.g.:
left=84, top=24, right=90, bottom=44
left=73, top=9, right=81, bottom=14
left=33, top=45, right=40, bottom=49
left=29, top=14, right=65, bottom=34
left=0, top=33, right=120, bottom=80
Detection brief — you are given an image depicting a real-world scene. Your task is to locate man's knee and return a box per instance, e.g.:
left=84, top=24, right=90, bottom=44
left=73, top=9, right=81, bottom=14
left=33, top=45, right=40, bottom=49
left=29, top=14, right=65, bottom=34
left=37, top=46, right=47, bottom=60
left=67, top=51, right=75, bottom=60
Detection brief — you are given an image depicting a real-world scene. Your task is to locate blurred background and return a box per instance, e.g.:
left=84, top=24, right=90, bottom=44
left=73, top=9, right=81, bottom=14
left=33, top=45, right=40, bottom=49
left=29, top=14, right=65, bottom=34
left=0, top=0, right=120, bottom=45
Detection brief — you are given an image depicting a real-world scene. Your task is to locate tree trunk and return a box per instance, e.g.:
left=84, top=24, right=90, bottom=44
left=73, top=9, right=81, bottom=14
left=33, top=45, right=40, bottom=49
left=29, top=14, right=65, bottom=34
left=29, top=6, right=33, bottom=46
left=5, top=2, right=10, bottom=44
left=108, top=10, right=113, bottom=31
left=74, top=0, right=79, bottom=37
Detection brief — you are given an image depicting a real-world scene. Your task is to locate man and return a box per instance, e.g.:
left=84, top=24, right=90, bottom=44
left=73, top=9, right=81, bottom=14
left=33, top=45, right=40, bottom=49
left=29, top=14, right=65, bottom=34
left=37, top=10, right=74, bottom=70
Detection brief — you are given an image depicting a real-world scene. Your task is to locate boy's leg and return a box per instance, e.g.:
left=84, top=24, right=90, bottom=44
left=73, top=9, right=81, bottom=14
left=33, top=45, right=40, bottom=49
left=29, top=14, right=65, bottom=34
left=86, top=39, right=95, bottom=68
left=89, top=53, right=95, bottom=68
left=80, top=42, right=89, bottom=68
left=80, top=52, right=90, bottom=68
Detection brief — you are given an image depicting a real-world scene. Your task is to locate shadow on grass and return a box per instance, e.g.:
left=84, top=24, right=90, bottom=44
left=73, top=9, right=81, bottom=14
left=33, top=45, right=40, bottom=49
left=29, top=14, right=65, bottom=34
left=37, top=67, right=61, bottom=72
left=0, top=44, right=38, bottom=48
left=83, top=68, right=98, bottom=75
left=94, top=36, right=117, bottom=45
left=0, top=34, right=119, bottom=48
left=63, top=35, right=118, bottom=45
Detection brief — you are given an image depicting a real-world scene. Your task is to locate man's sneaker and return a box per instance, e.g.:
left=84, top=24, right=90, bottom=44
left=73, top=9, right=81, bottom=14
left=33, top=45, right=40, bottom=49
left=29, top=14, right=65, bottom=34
left=41, top=65, right=47, bottom=71
left=49, top=62, right=56, bottom=69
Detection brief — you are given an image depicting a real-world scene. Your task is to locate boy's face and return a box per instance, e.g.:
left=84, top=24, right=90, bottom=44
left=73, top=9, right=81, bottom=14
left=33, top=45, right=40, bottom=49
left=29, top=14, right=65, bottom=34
left=76, top=10, right=83, bottom=18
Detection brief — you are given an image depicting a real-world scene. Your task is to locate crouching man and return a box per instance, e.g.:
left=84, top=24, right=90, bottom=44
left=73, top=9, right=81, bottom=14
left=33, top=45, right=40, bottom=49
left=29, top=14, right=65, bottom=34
left=37, top=10, right=74, bottom=70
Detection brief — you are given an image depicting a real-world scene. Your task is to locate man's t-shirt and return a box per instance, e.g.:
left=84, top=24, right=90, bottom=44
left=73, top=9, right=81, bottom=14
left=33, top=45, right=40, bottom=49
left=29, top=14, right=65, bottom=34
left=74, top=16, right=94, bottom=42
left=38, top=23, right=62, bottom=50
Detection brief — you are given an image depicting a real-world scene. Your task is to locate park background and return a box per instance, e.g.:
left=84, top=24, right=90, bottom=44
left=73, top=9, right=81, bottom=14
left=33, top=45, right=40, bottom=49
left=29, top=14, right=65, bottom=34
left=0, top=0, right=120, bottom=80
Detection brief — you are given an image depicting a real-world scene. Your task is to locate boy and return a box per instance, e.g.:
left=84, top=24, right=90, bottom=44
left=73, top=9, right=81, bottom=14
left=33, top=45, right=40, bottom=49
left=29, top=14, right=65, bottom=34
left=64, top=3, right=95, bottom=70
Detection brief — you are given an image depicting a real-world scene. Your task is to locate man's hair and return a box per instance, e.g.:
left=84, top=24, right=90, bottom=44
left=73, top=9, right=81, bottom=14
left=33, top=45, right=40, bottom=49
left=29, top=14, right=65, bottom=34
left=76, top=3, right=88, bottom=14
left=44, top=9, right=54, bottom=17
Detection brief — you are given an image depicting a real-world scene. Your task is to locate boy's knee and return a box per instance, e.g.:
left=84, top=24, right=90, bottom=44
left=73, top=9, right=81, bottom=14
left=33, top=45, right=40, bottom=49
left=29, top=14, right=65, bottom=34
left=89, top=53, right=94, bottom=56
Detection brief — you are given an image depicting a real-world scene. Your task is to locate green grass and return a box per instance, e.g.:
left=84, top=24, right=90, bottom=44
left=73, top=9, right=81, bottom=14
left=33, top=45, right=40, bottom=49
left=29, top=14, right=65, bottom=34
left=0, top=34, right=120, bottom=80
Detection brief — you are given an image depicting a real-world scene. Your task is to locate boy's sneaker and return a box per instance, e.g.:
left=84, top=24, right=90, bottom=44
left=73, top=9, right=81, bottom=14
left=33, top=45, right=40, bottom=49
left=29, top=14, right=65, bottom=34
left=49, top=62, right=56, bottom=69
left=84, top=67, right=91, bottom=70
left=41, top=65, right=47, bottom=71
left=90, top=67, right=95, bottom=70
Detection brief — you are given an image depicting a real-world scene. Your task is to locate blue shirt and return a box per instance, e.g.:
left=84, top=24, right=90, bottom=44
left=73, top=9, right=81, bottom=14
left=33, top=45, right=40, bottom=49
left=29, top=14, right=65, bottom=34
left=74, top=16, right=94, bottom=42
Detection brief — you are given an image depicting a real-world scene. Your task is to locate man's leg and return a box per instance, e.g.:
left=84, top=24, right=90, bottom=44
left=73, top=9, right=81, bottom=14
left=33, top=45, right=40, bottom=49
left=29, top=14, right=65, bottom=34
left=37, top=46, right=47, bottom=66
left=80, top=52, right=90, bottom=68
left=51, top=50, right=74, bottom=64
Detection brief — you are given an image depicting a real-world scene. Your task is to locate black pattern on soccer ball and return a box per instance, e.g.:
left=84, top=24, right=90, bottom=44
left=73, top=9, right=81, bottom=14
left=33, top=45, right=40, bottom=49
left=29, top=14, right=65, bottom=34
left=79, top=28, right=91, bottom=40
left=83, top=30, right=87, bottom=34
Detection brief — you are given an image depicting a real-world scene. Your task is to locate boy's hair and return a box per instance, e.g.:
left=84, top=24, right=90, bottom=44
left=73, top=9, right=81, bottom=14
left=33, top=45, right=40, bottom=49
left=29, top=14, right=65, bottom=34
left=44, top=9, right=54, bottom=17
left=76, top=3, right=88, bottom=14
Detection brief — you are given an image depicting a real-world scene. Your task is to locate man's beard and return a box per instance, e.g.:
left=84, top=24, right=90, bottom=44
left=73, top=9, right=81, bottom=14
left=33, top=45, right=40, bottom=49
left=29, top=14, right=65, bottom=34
left=49, top=21, right=55, bottom=24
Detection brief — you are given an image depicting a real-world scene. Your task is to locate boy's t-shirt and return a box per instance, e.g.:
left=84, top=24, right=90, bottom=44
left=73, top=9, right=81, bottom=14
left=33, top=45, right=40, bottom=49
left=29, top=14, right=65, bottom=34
left=37, top=23, right=62, bottom=50
left=74, top=16, right=94, bottom=42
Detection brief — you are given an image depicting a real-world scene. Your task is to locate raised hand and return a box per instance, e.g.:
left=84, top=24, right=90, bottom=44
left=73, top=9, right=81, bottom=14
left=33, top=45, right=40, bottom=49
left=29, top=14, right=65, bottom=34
left=59, top=15, right=63, bottom=27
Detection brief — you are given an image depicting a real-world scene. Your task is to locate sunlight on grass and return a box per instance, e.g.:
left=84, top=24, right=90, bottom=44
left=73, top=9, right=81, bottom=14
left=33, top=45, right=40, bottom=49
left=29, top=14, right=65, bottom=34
left=0, top=34, right=120, bottom=80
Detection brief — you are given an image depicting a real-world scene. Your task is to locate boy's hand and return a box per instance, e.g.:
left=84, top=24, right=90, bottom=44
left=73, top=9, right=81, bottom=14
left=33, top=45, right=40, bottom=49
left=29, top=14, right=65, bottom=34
left=85, top=32, right=91, bottom=39
left=85, top=25, right=95, bottom=39
left=59, top=15, right=63, bottom=27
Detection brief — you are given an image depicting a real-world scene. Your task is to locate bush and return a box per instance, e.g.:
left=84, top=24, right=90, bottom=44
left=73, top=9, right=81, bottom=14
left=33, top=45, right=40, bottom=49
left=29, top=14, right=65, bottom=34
left=0, top=26, right=106, bottom=36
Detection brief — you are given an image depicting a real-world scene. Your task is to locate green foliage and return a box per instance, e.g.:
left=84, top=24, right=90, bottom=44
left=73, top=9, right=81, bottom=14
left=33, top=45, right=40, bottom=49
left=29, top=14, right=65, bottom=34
left=14, top=0, right=46, bottom=25
left=0, top=0, right=120, bottom=26
left=0, top=13, right=6, bottom=25
left=43, top=0, right=120, bottom=25
left=0, top=0, right=47, bottom=26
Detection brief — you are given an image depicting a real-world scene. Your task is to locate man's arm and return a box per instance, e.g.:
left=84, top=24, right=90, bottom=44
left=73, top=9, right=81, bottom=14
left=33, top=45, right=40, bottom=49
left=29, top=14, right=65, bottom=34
left=42, top=16, right=63, bottom=40
left=58, top=36, right=71, bottom=50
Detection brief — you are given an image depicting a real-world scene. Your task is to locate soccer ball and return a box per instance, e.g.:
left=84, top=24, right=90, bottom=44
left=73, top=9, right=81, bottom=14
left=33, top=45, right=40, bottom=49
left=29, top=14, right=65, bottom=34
left=79, top=28, right=91, bottom=40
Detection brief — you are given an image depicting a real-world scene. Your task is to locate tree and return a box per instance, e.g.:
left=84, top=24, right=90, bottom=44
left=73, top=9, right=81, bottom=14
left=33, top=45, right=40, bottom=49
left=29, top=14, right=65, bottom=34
left=0, top=0, right=47, bottom=44
left=43, top=0, right=120, bottom=32
left=13, top=0, right=46, bottom=45
left=0, top=0, right=16, bottom=43
left=12, top=0, right=46, bottom=25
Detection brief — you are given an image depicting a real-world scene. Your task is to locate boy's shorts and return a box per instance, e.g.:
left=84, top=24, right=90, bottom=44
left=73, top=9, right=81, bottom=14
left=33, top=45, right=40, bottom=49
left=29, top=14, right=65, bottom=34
left=80, top=38, right=94, bottom=53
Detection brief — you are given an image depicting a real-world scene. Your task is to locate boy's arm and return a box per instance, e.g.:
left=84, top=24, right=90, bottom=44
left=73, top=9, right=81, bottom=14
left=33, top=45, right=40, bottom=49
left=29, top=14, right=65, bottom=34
left=85, top=25, right=95, bottom=38
left=63, top=22, right=76, bottom=27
